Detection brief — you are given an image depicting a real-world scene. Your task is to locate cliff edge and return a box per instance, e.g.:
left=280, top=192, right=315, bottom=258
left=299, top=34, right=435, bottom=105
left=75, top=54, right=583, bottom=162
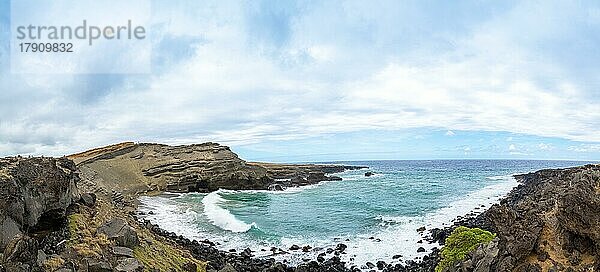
left=70, top=142, right=363, bottom=197
left=436, top=164, right=600, bottom=272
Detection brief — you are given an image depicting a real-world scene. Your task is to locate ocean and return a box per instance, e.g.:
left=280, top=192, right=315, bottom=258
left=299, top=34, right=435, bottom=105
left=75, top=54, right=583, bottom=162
left=138, top=160, right=594, bottom=267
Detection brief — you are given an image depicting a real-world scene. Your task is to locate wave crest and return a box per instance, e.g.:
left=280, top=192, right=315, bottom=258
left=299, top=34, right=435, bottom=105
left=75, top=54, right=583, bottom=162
left=202, top=190, right=256, bottom=233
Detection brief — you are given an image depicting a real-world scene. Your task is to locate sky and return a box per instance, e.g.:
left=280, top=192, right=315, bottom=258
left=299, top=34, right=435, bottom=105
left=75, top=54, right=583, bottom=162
left=1, top=0, right=600, bottom=162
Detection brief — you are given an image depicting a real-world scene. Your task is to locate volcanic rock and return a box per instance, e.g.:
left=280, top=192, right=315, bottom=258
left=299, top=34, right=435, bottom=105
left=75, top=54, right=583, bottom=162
left=443, top=164, right=600, bottom=271
left=97, top=218, right=139, bottom=248
left=0, top=157, right=79, bottom=251
left=71, top=142, right=366, bottom=194
left=112, top=246, right=134, bottom=258
left=115, top=257, right=144, bottom=272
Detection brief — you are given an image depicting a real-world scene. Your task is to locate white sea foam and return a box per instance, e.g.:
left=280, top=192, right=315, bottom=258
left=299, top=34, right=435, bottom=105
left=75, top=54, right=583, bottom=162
left=202, top=190, right=256, bottom=233
left=340, top=174, right=518, bottom=267
left=139, top=173, right=520, bottom=268
left=138, top=193, right=260, bottom=250
left=138, top=195, right=204, bottom=240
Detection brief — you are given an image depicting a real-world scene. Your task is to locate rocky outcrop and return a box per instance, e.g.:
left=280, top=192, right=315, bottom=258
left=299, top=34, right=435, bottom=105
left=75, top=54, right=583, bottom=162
left=0, top=145, right=367, bottom=272
left=439, top=164, right=600, bottom=272
left=97, top=218, right=139, bottom=249
left=0, top=157, right=79, bottom=250
left=72, top=142, right=365, bottom=195
left=114, top=258, right=144, bottom=272
left=0, top=157, right=79, bottom=270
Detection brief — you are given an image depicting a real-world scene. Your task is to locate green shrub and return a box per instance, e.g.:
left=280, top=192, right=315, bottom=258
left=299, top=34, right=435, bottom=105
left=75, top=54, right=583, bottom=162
left=435, top=226, right=495, bottom=272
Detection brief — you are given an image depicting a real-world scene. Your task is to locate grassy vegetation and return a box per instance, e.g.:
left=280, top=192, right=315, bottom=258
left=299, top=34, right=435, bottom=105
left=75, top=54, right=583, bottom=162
left=133, top=228, right=206, bottom=272
left=0, top=169, right=11, bottom=179
left=67, top=213, right=110, bottom=257
left=43, top=256, right=65, bottom=271
left=435, top=226, right=496, bottom=272
left=67, top=199, right=205, bottom=271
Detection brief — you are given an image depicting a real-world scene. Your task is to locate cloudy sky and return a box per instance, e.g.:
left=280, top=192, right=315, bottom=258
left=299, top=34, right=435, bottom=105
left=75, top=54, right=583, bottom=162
left=1, top=0, right=600, bottom=162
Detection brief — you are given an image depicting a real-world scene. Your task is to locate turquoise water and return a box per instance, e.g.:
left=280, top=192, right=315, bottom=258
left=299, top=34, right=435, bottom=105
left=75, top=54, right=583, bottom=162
left=138, top=160, right=594, bottom=265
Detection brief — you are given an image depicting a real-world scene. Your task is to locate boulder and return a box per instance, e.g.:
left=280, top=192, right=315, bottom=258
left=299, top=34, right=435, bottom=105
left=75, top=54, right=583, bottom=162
left=182, top=262, right=198, bottom=272
left=36, top=249, right=47, bottom=267
left=364, top=171, right=374, bottom=177
left=97, top=218, right=139, bottom=248
left=87, top=259, right=112, bottom=272
left=1, top=217, right=23, bottom=252
left=268, top=184, right=284, bottom=191
left=335, top=243, right=347, bottom=252
left=112, top=246, right=134, bottom=258
left=218, top=263, right=237, bottom=272
left=80, top=193, right=97, bottom=207
left=115, top=258, right=144, bottom=272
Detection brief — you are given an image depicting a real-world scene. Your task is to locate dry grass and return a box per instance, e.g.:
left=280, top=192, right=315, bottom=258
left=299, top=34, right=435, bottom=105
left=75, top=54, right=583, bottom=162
left=134, top=227, right=206, bottom=272
left=0, top=169, right=11, bottom=179
left=66, top=200, right=117, bottom=257
left=67, top=213, right=110, bottom=257
left=43, top=256, right=65, bottom=271
left=67, top=198, right=206, bottom=272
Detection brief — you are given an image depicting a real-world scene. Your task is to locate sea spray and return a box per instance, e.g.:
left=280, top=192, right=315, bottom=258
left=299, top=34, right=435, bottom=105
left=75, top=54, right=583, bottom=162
left=202, top=190, right=256, bottom=233
left=138, top=160, right=589, bottom=266
left=138, top=194, right=204, bottom=240
left=340, top=174, right=519, bottom=266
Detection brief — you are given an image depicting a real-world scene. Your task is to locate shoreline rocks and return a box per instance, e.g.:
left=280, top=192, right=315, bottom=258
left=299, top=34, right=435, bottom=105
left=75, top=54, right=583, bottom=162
left=138, top=215, right=442, bottom=272
left=427, top=164, right=600, bottom=271
left=4, top=144, right=599, bottom=272
left=139, top=218, right=358, bottom=272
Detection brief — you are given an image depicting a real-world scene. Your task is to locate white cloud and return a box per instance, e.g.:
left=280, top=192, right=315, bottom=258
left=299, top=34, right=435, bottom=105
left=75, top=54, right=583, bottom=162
left=568, top=144, right=600, bottom=153
left=507, top=143, right=532, bottom=156
left=537, top=143, right=554, bottom=151
left=1, top=1, right=600, bottom=157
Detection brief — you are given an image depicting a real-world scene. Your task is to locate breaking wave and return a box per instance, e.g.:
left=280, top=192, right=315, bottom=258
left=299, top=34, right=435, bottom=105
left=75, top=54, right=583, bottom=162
left=202, top=190, right=256, bottom=233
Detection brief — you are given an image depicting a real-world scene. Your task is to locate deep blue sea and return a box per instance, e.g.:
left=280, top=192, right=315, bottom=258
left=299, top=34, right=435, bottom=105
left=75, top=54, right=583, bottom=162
left=138, top=160, right=595, bottom=266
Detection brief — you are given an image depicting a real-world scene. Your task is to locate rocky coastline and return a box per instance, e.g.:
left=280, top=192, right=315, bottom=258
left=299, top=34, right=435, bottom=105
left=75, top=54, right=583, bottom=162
left=136, top=217, right=443, bottom=272
left=0, top=142, right=598, bottom=272
left=70, top=142, right=366, bottom=195
left=426, top=164, right=600, bottom=272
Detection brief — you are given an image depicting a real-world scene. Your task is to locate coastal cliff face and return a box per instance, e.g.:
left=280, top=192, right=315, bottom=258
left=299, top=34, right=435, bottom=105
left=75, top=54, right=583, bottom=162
left=442, top=164, right=600, bottom=272
left=0, top=157, right=79, bottom=271
left=0, top=143, right=365, bottom=272
left=70, top=142, right=359, bottom=196
left=4, top=143, right=597, bottom=272
left=0, top=156, right=209, bottom=272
